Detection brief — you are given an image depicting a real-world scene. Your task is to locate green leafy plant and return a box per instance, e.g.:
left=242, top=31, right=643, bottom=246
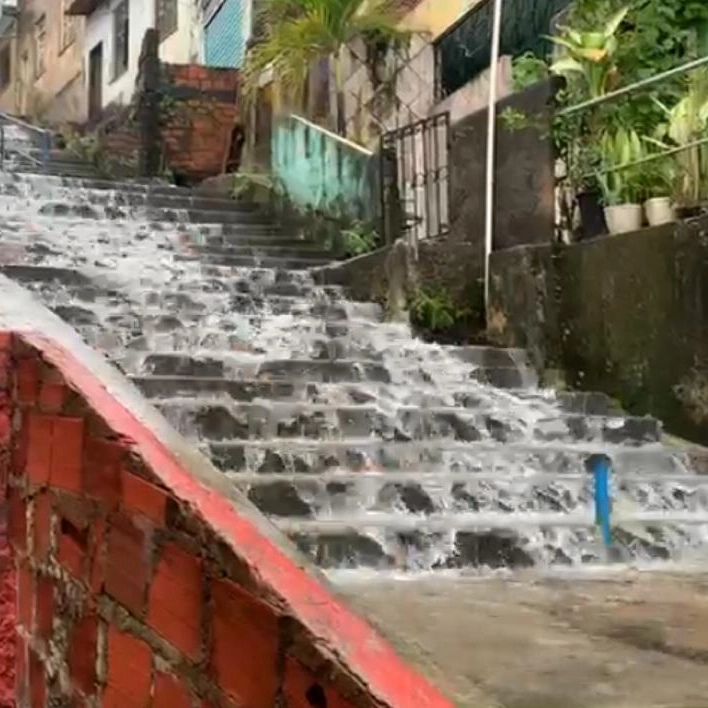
left=499, top=107, right=530, bottom=132
left=597, top=126, right=645, bottom=204
left=512, top=52, right=550, bottom=91
left=411, top=288, right=460, bottom=334
left=646, top=69, right=708, bottom=205
left=339, top=220, right=379, bottom=257
left=230, top=172, right=277, bottom=201
left=548, top=5, right=629, bottom=99
left=244, top=0, right=415, bottom=133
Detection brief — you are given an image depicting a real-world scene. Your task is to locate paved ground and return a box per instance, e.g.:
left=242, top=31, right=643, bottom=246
left=338, top=570, right=708, bottom=708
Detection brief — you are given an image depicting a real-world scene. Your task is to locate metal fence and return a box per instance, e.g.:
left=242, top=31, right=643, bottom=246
left=379, top=112, right=451, bottom=247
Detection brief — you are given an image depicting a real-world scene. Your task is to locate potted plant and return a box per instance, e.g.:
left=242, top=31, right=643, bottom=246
left=648, top=69, right=708, bottom=217
left=598, top=127, right=644, bottom=234
left=641, top=157, right=675, bottom=226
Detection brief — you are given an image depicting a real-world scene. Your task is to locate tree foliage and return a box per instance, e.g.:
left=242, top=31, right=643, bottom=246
left=242, top=0, right=413, bottom=102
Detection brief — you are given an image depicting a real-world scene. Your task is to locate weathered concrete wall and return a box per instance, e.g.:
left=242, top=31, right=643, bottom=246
left=449, top=78, right=557, bottom=249
left=317, top=239, right=485, bottom=336
left=272, top=114, right=378, bottom=224
left=489, top=217, right=708, bottom=444
left=0, top=323, right=451, bottom=707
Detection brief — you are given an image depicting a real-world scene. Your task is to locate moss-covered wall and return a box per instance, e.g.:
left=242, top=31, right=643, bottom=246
left=489, top=217, right=708, bottom=444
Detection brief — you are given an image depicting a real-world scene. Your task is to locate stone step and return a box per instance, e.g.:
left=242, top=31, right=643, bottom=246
left=28, top=200, right=273, bottom=226
left=189, top=244, right=334, bottom=260
left=206, top=439, right=687, bottom=477
left=174, top=252, right=333, bottom=269
left=0, top=173, right=197, bottom=198
left=157, top=398, right=662, bottom=444
left=0, top=181, right=262, bottom=214
left=0, top=265, right=92, bottom=287
left=231, top=470, right=708, bottom=519
left=285, top=518, right=703, bottom=570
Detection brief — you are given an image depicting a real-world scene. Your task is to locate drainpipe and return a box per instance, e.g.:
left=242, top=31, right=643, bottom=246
left=483, top=0, right=504, bottom=313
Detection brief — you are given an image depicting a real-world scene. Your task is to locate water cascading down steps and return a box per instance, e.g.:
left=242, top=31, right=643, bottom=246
left=0, top=137, right=707, bottom=581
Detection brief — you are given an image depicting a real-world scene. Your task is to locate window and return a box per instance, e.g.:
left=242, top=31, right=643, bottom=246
left=156, top=0, right=178, bottom=41
left=61, top=0, right=79, bottom=52
left=34, top=14, right=47, bottom=79
left=112, top=0, right=130, bottom=79
left=0, top=46, right=11, bottom=92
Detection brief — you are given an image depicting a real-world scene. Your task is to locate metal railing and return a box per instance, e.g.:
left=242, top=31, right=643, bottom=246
left=0, top=110, right=52, bottom=172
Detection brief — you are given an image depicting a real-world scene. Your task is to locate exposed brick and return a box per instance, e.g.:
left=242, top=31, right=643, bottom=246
left=26, top=413, right=53, bottom=485
left=50, top=417, right=85, bottom=492
left=58, top=531, right=86, bottom=580
left=8, top=493, right=27, bottom=552
left=283, top=658, right=357, bottom=708
left=33, top=491, right=52, bottom=560
left=16, top=358, right=39, bottom=404
left=153, top=672, right=193, bottom=708
left=38, top=382, right=67, bottom=413
left=15, top=631, right=27, bottom=703
left=84, top=438, right=124, bottom=507
left=29, top=647, right=45, bottom=708
left=121, top=470, right=168, bottom=525
left=68, top=614, right=98, bottom=696
left=147, top=543, right=202, bottom=659
left=104, top=625, right=152, bottom=707
left=35, top=575, right=53, bottom=639
left=0, top=331, right=13, bottom=350
left=89, top=518, right=106, bottom=593
left=0, top=409, right=10, bottom=447
left=104, top=513, right=149, bottom=614
left=17, top=563, right=32, bottom=628
left=210, top=578, right=279, bottom=705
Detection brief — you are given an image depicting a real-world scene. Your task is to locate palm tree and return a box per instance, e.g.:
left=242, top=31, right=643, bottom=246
left=244, top=0, right=413, bottom=135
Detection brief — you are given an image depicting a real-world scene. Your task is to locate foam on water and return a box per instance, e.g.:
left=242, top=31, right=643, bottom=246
left=0, top=153, right=706, bottom=573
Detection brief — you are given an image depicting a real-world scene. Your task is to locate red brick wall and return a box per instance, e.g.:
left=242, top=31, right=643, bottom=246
left=161, top=65, right=240, bottom=183
left=0, top=332, right=452, bottom=708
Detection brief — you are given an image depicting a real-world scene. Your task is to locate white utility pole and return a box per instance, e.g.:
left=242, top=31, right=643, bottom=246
left=484, top=0, right=504, bottom=312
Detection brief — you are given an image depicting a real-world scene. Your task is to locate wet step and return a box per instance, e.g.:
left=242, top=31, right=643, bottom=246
left=191, top=243, right=333, bottom=260
left=157, top=398, right=662, bottom=444
left=229, top=470, right=708, bottom=519
left=206, top=439, right=687, bottom=479
left=285, top=517, right=706, bottom=571
left=174, top=252, right=333, bottom=269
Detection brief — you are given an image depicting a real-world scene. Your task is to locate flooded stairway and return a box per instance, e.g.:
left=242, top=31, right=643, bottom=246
left=0, top=166, right=707, bottom=578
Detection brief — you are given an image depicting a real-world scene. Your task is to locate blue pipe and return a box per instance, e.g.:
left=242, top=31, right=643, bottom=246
left=587, top=453, right=613, bottom=549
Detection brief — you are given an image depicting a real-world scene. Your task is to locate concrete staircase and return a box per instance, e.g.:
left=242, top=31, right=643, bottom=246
left=0, top=164, right=706, bottom=579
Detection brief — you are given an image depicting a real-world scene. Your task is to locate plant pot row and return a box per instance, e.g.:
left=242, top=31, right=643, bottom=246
left=604, top=196, right=675, bottom=235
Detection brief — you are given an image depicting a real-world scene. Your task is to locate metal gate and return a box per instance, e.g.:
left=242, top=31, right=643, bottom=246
left=380, top=113, right=451, bottom=247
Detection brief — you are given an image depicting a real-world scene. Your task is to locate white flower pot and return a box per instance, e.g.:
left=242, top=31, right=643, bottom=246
left=604, top=204, right=643, bottom=235
left=644, top=197, right=675, bottom=226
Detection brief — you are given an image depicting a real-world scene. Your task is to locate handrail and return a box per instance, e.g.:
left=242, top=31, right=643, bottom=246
left=559, top=54, right=708, bottom=117
left=0, top=110, right=52, bottom=172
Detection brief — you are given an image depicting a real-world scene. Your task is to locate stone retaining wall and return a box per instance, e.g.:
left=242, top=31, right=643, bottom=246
left=488, top=216, right=708, bottom=445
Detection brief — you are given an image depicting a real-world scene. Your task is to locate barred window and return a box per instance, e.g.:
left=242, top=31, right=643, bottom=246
left=113, top=0, right=130, bottom=79
left=434, top=0, right=574, bottom=99
left=156, top=0, right=178, bottom=41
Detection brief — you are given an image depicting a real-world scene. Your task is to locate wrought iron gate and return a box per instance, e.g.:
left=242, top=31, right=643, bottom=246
left=380, top=112, right=451, bottom=246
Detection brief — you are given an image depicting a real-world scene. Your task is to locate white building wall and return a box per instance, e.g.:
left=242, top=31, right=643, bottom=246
left=85, top=0, right=203, bottom=110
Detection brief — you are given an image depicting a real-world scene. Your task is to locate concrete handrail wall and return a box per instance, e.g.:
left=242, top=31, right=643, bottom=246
left=0, top=276, right=452, bottom=707
left=272, top=113, right=379, bottom=225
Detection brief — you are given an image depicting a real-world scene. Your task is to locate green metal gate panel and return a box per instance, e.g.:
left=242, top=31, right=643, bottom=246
left=205, top=0, right=247, bottom=69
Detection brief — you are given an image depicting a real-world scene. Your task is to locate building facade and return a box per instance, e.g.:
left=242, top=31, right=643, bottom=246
left=0, top=0, right=86, bottom=124
left=203, top=0, right=252, bottom=69
left=68, top=0, right=206, bottom=116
